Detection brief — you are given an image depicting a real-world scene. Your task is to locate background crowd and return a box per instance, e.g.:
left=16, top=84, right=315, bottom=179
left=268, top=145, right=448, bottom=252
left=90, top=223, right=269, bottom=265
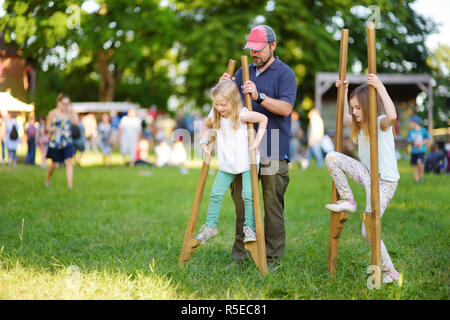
left=1, top=104, right=449, bottom=180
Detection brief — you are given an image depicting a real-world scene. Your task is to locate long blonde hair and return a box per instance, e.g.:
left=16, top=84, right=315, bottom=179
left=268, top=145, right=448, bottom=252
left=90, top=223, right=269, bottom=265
left=349, top=85, right=381, bottom=142
left=210, top=81, right=243, bottom=131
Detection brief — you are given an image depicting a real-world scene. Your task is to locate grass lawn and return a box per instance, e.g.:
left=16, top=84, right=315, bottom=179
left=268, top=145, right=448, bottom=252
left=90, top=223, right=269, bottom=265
left=0, top=157, right=448, bottom=300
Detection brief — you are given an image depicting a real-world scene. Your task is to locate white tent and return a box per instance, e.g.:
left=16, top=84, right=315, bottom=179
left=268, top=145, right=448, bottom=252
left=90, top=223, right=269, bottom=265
left=71, top=102, right=139, bottom=113
left=0, top=91, right=34, bottom=112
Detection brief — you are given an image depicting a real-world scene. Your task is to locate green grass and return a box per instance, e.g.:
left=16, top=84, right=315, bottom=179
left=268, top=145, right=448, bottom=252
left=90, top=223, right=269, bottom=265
left=0, top=159, right=449, bottom=299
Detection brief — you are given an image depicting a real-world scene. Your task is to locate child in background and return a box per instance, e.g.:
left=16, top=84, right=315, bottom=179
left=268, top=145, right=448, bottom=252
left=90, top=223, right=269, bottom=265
left=5, top=113, right=20, bottom=166
left=25, top=115, right=39, bottom=166
left=407, top=115, right=430, bottom=183
left=194, top=81, right=267, bottom=244
left=425, top=143, right=445, bottom=174
left=97, top=113, right=113, bottom=167
left=325, top=74, right=400, bottom=284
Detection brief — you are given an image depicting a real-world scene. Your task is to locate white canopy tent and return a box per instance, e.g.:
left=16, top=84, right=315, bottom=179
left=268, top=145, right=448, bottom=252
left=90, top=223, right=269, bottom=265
left=71, top=102, right=139, bottom=113
left=0, top=91, right=34, bottom=112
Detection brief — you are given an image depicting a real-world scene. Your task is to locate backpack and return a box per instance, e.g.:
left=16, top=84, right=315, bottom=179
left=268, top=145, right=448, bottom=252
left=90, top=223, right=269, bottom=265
left=9, top=124, right=19, bottom=140
left=71, top=124, right=81, bottom=139
left=26, top=124, right=37, bottom=138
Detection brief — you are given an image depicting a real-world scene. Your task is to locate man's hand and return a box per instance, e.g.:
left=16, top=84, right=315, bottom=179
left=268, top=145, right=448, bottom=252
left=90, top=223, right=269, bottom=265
left=241, top=80, right=258, bottom=100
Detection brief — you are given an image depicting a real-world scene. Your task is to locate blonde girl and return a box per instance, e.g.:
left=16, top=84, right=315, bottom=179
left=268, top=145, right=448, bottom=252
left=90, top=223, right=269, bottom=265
left=194, top=81, right=268, bottom=244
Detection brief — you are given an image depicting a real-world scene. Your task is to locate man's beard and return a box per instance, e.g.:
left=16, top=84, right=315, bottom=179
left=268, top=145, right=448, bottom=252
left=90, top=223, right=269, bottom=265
left=252, top=49, right=273, bottom=68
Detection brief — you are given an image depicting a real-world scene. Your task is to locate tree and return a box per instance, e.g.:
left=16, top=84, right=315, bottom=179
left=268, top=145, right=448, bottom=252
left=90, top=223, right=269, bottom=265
left=426, top=43, right=449, bottom=130
left=174, top=0, right=437, bottom=113
left=174, top=0, right=267, bottom=108
left=0, top=0, right=179, bottom=110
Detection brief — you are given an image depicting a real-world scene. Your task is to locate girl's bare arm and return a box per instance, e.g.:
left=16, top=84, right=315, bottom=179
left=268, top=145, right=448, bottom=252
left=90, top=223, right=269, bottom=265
left=367, top=74, right=397, bottom=131
left=241, top=110, right=268, bottom=149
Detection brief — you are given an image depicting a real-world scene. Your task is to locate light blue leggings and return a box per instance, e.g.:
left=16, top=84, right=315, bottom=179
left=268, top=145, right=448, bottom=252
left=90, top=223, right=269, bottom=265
left=205, top=169, right=255, bottom=230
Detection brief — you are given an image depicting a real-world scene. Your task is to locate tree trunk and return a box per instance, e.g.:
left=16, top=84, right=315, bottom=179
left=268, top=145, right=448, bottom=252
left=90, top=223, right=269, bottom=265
left=98, top=48, right=122, bottom=102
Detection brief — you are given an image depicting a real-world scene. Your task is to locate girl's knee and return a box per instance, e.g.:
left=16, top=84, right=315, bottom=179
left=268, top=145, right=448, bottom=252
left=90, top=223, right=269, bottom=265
left=325, top=151, right=338, bottom=168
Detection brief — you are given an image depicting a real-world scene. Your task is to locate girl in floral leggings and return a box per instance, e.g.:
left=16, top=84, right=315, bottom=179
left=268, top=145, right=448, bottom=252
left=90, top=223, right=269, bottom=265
left=325, top=74, right=400, bottom=284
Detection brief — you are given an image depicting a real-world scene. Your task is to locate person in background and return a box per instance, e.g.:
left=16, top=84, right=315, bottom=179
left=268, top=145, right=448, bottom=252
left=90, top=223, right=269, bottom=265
left=110, top=110, right=121, bottom=147
left=82, top=113, right=98, bottom=154
left=289, top=110, right=305, bottom=166
left=304, top=108, right=325, bottom=169
left=72, top=113, right=86, bottom=167
left=407, top=115, right=430, bottom=183
left=118, top=108, right=142, bottom=167
left=0, top=110, right=8, bottom=164
left=38, top=117, right=49, bottom=168
left=97, top=113, right=113, bottom=167
left=425, top=143, right=446, bottom=174
left=45, top=93, right=78, bottom=189
left=5, top=112, right=20, bottom=166
left=25, top=115, right=39, bottom=166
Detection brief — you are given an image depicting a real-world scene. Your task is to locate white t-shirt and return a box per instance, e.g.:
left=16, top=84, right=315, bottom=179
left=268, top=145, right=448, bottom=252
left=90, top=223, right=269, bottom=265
left=357, top=115, right=400, bottom=182
left=208, top=107, right=260, bottom=174
left=119, top=116, right=141, bottom=145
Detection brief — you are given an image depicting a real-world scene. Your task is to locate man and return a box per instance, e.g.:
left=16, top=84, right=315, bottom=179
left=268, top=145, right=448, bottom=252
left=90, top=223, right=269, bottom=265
left=220, top=25, right=297, bottom=270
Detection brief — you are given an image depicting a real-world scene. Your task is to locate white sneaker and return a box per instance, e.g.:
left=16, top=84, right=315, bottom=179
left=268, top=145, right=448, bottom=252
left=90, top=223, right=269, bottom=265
left=325, top=200, right=357, bottom=213
left=243, top=226, right=256, bottom=243
left=382, top=268, right=400, bottom=284
left=194, top=224, right=218, bottom=244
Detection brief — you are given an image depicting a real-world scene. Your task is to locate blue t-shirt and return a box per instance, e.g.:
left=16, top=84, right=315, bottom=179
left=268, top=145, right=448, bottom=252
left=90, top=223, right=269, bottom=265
left=407, top=127, right=429, bottom=154
left=234, top=56, right=297, bottom=161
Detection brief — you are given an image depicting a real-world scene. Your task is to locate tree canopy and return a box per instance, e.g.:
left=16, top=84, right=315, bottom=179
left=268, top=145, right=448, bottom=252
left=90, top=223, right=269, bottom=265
left=0, top=0, right=440, bottom=122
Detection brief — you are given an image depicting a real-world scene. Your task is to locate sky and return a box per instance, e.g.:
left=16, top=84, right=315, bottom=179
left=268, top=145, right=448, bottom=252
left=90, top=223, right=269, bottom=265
left=0, top=0, right=448, bottom=51
left=410, top=0, right=450, bottom=50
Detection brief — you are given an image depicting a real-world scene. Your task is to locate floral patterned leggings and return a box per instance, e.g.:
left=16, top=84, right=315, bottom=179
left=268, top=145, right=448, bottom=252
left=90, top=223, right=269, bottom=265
left=325, top=151, right=398, bottom=271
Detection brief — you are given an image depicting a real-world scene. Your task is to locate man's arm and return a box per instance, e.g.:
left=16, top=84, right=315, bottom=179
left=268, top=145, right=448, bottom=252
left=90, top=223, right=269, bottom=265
left=259, top=97, right=293, bottom=117
left=242, top=69, right=296, bottom=117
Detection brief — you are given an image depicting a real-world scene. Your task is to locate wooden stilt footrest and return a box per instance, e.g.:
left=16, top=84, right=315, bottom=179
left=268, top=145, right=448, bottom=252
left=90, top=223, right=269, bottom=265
left=327, top=210, right=349, bottom=274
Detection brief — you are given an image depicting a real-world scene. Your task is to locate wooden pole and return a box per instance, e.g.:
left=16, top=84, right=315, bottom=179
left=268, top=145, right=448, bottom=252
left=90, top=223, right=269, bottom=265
left=327, top=29, right=349, bottom=275
left=178, top=59, right=236, bottom=265
left=241, top=55, right=267, bottom=275
left=365, top=21, right=382, bottom=283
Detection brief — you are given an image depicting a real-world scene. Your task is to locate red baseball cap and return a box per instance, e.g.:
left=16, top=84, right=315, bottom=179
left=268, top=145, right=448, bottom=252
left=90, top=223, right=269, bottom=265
left=243, top=25, right=277, bottom=51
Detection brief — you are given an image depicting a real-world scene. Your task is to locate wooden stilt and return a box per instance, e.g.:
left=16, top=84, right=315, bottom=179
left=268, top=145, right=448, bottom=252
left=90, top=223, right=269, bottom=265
left=178, top=59, right=236, bottom=266
left=366, top=22, right=382, bottom=283
left=241, top=55, right=267, bottom=275
left=327, top=29, right=349, bottom=275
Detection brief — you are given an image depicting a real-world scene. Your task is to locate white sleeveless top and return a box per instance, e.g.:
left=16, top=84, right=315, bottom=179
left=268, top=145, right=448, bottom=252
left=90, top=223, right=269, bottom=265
left=357, top=115, right=400, bottom=182
left=208, top=107, right=260, bottom=174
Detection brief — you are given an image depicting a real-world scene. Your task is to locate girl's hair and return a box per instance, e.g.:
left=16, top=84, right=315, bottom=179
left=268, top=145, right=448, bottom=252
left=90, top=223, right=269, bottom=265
left=210, top=81, right=243, bottom=130
left=349, top=84, right=381, bottom=142
left=56, top=93, right=70, bottom=104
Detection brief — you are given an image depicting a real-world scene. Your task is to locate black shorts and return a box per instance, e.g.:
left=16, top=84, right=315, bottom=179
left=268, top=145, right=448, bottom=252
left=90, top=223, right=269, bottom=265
left=47, top=144, right=75, bottom=163
left=410, top=153, right=425, bottom=165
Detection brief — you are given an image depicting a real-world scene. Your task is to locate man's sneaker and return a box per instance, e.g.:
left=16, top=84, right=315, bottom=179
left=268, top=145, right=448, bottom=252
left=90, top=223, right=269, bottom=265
left=193, top=224, right=218, bottom=244
left=243, top=226, right=256, bottom=243
left=382, top=268, right=400, bottom=284
left=325, top=199, right=357, bottom=213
